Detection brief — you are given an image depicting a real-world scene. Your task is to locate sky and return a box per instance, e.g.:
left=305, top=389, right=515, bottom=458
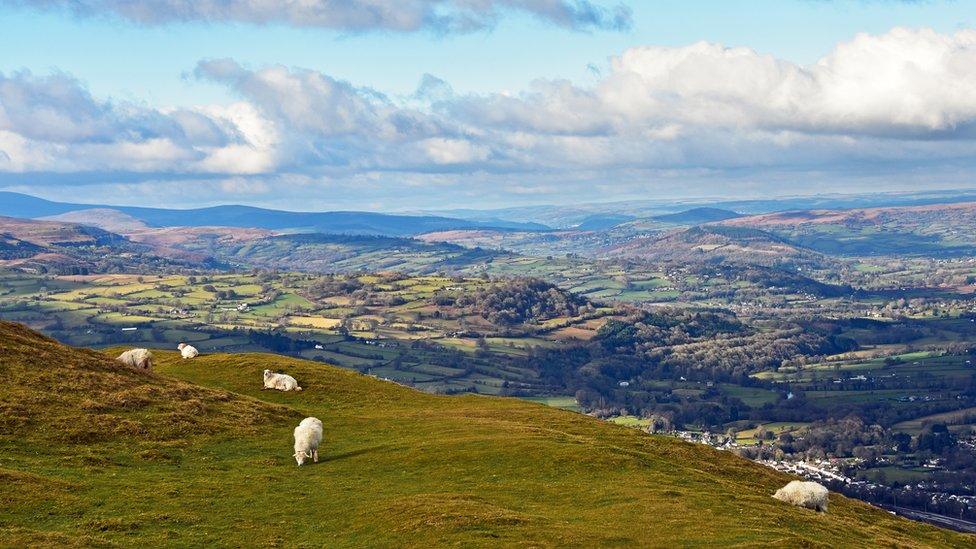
left=1, top=0, right=976, bottom=211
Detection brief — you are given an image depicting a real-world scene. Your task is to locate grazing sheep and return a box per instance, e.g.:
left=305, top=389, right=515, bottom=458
left=773, top=480, right=829, bottom=512
left=177, top=342, right=199, bottom=359
left=293, top=417, right=323, bottom=466
left=263, top=369, right=302, bottom=392
left=116, top=348, right=153, bottom=370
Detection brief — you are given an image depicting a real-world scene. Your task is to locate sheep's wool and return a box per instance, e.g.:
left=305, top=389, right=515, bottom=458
left=773, top=481, right=828, bottom=512
left=294, top=417, right=323, bottom=466
left=178, top=343, right=199, bottom=359
left=263, top=369, right=302, bottom=391
left=117, top=348, right=153, bottom=370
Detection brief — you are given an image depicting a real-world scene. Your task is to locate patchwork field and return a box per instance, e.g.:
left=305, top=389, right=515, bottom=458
left=0, top=271, right=613, bottom=396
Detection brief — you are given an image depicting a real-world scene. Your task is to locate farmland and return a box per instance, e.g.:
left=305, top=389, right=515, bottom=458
left=0, top=271, right=617, bottom=396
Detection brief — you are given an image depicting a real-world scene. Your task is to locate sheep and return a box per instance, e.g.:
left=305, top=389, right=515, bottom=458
left=293, top=417, right=323, bottom=466
left=772, top=480, right=829, bottom=512
left=177, top=342, right=199, bottom=359
left=263, top=369, right=302, bottom=392
left=116, top=348, right=153, bottom=370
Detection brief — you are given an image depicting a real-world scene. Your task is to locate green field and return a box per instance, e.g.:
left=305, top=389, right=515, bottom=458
left=522, top=395, right=581, bottom=412
left=735, top=422, right=810, bottom=445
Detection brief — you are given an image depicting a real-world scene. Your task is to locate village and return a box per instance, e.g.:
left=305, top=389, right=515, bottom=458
left=666, top=428, right=976, bottom=533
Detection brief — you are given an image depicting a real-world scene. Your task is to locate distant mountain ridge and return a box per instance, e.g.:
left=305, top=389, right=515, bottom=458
left=721, top=202, right=976, bottom=257
left=652, top=207, right=743, bottom=224
left=0, top=192, right=549, bottom=236
left=426, top=189, right=976, bottom=228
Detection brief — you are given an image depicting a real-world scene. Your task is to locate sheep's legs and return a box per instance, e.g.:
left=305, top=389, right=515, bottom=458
left=313, top=449, right=318, bottom=463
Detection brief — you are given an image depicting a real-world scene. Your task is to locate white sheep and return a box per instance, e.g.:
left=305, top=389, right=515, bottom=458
left=293, top=417, right=323, bottom=466
left=116, top=348, right=153, bottom=370
left=263, top=369, right=302, bottom=392
left=773, top=480, right=829, bottom=512
left=177, top=342, right=199, bottom=359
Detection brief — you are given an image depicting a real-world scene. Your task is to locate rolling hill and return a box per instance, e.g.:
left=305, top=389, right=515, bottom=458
left=602, top=225, right=827, bottom=268
left=574, top=213, right=636, bottom=230
left=0, top=216, right=213, bottom=274
left=0, top=320, right=970, bottom=546
left=42, top=208, right=152, bottom=234
left=0, top=215, right=127, bottom=247
left=722, top=202, right=976, bottom=257
left=197, top=232, right=511, bottom=274
left=0, top=192, right=548, bottom=237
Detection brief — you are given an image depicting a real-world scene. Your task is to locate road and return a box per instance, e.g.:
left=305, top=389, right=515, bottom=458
left=880, top=504, right=976, bottom=534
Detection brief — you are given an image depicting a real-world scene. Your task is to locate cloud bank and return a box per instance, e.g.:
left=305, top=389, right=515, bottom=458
left=0, top=69, right=274, bottom=174
left=4, top=27, right=976, bottom=207
left=2, top=0, right=632, bottom=32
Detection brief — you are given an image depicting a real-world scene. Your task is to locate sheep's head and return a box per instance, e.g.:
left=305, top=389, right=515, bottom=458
left=294, top=450, right=312, bottom=466
left=177, top=343, right=186, bottom=350
left=263, top=369, right=272, bottom=379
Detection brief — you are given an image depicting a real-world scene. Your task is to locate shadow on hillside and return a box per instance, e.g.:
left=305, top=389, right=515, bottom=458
left=321, top=444, right=395, bottom=463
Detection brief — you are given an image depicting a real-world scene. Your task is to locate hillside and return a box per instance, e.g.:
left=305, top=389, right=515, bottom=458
left=574, top=213, right=636, bottom=230
left=0, top=321, right=970, bottom=546
left=205, top=233, right=510, bottom=273
left=42, top=208, right=151, bottom=233
left=0, top=215, right=126, bottom=247
left=723, top=202, right=976, bottom=257
left=0, top=216, right=209, bottom=274
left=602, top=225, right=826, bottom=268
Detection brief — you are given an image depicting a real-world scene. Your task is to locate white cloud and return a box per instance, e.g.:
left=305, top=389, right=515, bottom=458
left=6, top=27, right=976, bottom=208
left=0, top=69, right=271, bottom=174
left=1, top=0, right=631, bottom=32
left=459, top=27, right=976, bottom=139
left=419, top=137, right=489, bottom=164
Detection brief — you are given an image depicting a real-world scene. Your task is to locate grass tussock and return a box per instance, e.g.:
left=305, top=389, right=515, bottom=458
left=0, top=321, right=297, bottom=444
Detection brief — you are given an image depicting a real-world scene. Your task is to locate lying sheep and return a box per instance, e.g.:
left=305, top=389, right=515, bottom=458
left=263, top=369, right=302, bottom=392
left=117, top=348, right=153, bottom=370
left=293, top=417, right=323, bottom=466
left=177, top=342, right=199, bottom=359
left=773, top=480, right=829, bottom=512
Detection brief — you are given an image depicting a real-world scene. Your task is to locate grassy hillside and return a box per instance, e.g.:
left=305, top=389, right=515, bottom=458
left=0, top=321, right=970, bottom=547
left=723, top=202, right=976, bottom=257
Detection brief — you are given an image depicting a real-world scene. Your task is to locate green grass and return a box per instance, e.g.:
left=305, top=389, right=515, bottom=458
left=864, top=466, right=933, bottom=484
left=608, top=415, right=651, bottom=428
left=720, top=384, right=780, bottom=407
left=736, top=423, right=810, bottom=444
left=893, top=406, right=976, bottom=434
left=0, top=322, right=972, bottom=546
left=521, top=395, right=581, bottom=412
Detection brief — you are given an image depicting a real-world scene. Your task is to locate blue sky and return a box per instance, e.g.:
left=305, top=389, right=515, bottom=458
left=2, top=0, right=976, bottom=210
left=3, top=1, right=970, bottom=104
